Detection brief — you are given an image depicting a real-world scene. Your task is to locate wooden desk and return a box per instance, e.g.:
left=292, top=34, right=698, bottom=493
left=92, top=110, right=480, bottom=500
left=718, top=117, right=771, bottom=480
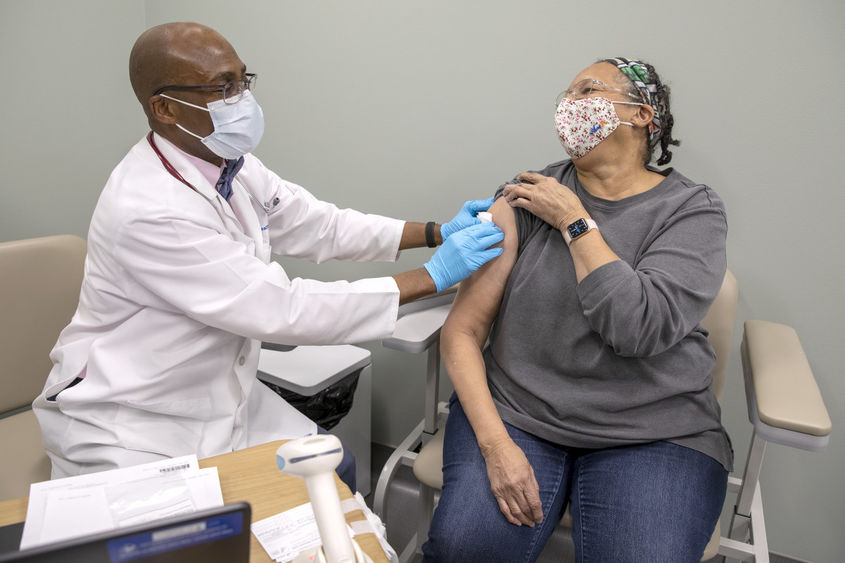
left=0, top=441, right=388, bottom=562
left=0, top=498, right=26, bottom=528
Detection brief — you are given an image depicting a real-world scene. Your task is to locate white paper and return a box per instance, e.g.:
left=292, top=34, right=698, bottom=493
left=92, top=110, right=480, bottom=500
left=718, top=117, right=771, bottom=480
left=104, top=467, right=223, bottom=527
left=251, top=502, right=355, bottom=563
left=106, top=476, right=194, bottom=528
left=39, top=487, right=114, bottom=545
left=20, top=455, right=216, bottom=549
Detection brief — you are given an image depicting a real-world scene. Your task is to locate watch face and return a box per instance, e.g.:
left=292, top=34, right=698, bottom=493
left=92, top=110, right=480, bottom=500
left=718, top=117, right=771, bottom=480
left=567, top=218, right=589, bottom=238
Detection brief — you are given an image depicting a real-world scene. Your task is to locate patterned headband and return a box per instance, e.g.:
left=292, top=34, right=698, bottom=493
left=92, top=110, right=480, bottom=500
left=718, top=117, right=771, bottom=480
left=602, top=57, right=661, bottom=144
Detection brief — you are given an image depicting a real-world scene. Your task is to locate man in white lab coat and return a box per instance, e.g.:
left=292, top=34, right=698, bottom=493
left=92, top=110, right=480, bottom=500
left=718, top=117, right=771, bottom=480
left=32, top=22, right=504, bottom=486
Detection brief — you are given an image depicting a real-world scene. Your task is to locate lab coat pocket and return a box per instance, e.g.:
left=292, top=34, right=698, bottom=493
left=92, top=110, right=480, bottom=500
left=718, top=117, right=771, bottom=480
left=229, top=229, right=256, bottom=256
left=42, top=376, right=82, bottom=403
left=260, top=225, right=271, bottom=262
left=114, top=397, right=212, bottom=457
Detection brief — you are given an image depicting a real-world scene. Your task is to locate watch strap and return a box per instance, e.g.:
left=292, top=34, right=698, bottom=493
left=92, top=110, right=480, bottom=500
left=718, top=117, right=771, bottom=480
left=424, top=221, right=437, bottom=248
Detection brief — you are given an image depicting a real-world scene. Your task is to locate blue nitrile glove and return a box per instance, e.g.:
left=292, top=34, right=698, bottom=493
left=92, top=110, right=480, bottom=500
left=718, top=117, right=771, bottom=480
left=423, top=222, right=504, bottom=292
left=440, top=197, right=496, bottom=241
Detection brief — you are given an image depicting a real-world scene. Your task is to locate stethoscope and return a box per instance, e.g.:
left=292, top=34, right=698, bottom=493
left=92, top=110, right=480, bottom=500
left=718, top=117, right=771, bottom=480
left=146, top=131, right=280, bottom=213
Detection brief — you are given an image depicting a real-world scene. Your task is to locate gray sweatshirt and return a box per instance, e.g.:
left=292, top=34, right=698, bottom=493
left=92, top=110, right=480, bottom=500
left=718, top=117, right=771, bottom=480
left=486, top=159, right=733, bottom=470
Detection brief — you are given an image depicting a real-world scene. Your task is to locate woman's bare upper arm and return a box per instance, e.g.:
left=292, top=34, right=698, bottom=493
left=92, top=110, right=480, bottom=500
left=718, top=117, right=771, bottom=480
left=443, top=197, right=518, bottom=347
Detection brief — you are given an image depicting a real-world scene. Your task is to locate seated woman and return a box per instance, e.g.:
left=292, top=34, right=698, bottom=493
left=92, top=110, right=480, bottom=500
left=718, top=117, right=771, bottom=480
left=422, top=58, right=732, bottom=563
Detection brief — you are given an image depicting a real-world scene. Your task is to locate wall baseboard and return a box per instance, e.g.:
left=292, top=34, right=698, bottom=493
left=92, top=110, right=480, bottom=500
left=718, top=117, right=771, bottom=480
left=769, top=552, right=813, bottom=563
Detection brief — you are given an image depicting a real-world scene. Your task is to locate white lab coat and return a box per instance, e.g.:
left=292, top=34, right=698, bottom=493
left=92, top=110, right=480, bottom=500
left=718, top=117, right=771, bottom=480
left=33, top=133, right=404, bottom=478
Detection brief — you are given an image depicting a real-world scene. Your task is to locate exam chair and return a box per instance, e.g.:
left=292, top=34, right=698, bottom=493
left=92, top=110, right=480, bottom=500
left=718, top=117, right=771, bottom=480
left=372, top=289, right=457, bottom=561
left=375, top=271, right=833, bottom=562
left=0, top=235, right=87, bottom=500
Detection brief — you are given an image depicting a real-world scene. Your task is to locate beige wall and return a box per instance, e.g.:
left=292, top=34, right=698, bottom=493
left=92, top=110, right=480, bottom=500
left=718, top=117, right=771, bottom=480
left=2, top=1, right=843, bottom=560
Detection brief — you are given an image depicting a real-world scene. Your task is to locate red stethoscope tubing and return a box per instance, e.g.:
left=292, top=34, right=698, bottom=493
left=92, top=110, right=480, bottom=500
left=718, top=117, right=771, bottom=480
left=146, top=132, right=275, bottom=213
left=146, top=131, right=199, bottom=192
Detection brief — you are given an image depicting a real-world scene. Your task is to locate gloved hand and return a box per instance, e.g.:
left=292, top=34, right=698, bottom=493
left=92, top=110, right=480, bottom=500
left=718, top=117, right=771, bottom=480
left=424, top=222, right=504, bottom=292
left=440, top=197, right=496, bottom=241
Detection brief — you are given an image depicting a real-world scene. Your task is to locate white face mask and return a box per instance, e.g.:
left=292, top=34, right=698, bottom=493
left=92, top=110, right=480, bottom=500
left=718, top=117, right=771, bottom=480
left=554, top=96, right=640, bottom=159
left=160, top=90, right=265, bottom=159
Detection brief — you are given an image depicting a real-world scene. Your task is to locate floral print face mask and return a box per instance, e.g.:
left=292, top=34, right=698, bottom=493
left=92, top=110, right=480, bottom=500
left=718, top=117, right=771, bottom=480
left=554, top=96, right=640, bottom=159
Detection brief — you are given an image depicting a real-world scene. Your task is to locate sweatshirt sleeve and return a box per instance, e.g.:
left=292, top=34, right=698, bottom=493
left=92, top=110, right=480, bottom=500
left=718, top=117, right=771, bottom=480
left=576, top=189, right=727, bottom=357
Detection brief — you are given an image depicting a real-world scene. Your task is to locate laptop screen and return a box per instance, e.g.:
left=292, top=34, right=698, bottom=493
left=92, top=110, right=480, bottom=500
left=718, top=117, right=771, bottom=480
left=0, top=502, right=251, bottom=563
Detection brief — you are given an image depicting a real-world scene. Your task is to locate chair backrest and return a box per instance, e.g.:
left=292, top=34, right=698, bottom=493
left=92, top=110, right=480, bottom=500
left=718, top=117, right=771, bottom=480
left=700, top=270, right=739, bottom=403
left=0, top=235, right=87, bottom=413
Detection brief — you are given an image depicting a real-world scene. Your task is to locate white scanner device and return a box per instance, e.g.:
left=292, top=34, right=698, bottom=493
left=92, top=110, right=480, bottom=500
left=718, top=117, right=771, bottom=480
left=276, top=435, right=373, bottom=563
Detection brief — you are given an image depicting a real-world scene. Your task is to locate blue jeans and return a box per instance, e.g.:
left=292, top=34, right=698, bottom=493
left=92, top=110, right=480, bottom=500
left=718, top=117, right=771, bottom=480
left=317, top=426, right=357, bottom=493
left=422, top=395, right=727, bottom=563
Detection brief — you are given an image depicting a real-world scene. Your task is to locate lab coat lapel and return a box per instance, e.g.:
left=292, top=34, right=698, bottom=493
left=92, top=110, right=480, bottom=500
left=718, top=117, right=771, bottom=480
left=150, top=133, right=240, bottom=227
left=228, top=179, right=269, bottom=262
left=147, top=135, right=265, bottom=262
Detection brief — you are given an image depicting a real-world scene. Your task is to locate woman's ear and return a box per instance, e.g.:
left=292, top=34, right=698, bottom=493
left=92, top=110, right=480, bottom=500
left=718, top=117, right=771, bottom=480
left=632, top=103, right=656, bottom=129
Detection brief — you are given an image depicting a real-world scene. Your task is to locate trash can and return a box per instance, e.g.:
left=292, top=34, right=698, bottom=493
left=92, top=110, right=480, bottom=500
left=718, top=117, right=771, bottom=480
left=257, top=344, right=373, bottom=496
left=263, top=369, right=360, bottom=431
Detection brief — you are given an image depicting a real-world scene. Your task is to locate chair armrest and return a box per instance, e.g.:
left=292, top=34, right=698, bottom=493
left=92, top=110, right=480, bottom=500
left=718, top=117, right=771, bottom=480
left=413, top=427, right=445, bottom=489
left=382, top=289, right=457, bottom=354
left=741, top=320, right=832, bottom=451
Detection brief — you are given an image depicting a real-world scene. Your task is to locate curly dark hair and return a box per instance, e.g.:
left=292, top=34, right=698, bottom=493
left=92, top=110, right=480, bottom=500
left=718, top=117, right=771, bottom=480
left=608, top=60, right=680, bottom=166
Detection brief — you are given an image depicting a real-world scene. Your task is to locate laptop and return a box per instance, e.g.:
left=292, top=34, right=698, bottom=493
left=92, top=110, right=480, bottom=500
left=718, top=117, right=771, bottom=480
left=0, top=502, right=251, bottom=563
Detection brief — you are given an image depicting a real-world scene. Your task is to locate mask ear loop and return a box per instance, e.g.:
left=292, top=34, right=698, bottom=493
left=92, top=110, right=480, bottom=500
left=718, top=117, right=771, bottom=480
left=158, top=93, right=212, bottom=141
left=158, top=93, right=211, bottom=112
left=174, top=123, right=206, bottom=140
left=610, top=100, right=642, bottom=127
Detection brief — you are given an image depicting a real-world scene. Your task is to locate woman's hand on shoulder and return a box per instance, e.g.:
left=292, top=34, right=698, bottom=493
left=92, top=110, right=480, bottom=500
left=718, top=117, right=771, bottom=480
left=482, top=437, right=544, bottom=527
left=503, top=172, right=587, bottom=232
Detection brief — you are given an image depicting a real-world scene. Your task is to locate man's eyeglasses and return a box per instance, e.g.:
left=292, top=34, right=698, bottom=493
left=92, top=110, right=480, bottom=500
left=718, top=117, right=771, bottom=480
left=153, top=73, right=257, bottom=105
left=556, top=78, right=642, bottom=105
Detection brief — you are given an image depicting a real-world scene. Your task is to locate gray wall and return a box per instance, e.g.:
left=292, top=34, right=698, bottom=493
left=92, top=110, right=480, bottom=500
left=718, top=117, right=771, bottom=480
left=2, top=1, right=843, bottom=560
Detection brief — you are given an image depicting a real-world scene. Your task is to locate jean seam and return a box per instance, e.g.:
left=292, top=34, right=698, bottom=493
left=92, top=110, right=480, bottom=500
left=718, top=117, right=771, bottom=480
left=521, top=449, right=567, bottom=562
left=574, top=460, right=588, bottom=563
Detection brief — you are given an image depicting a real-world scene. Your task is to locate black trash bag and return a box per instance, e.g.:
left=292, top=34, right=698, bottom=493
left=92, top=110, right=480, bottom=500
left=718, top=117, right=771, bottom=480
left=261, top=370, right=360, bottom=431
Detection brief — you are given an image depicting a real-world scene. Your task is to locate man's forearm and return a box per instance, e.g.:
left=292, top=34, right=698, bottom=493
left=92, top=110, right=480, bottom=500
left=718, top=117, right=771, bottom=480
left=399, top=222, right=442, bottom=250
left=392, top=267, right=438, bottom=305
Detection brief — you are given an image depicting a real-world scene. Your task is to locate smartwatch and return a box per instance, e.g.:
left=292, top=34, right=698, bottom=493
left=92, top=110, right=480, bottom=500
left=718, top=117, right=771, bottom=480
left=562, top=218, right=598, bottom=246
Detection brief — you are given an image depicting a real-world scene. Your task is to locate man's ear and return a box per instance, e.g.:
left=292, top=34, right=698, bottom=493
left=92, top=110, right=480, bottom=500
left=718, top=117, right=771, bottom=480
left=149, top=95, right=178, bottom=125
